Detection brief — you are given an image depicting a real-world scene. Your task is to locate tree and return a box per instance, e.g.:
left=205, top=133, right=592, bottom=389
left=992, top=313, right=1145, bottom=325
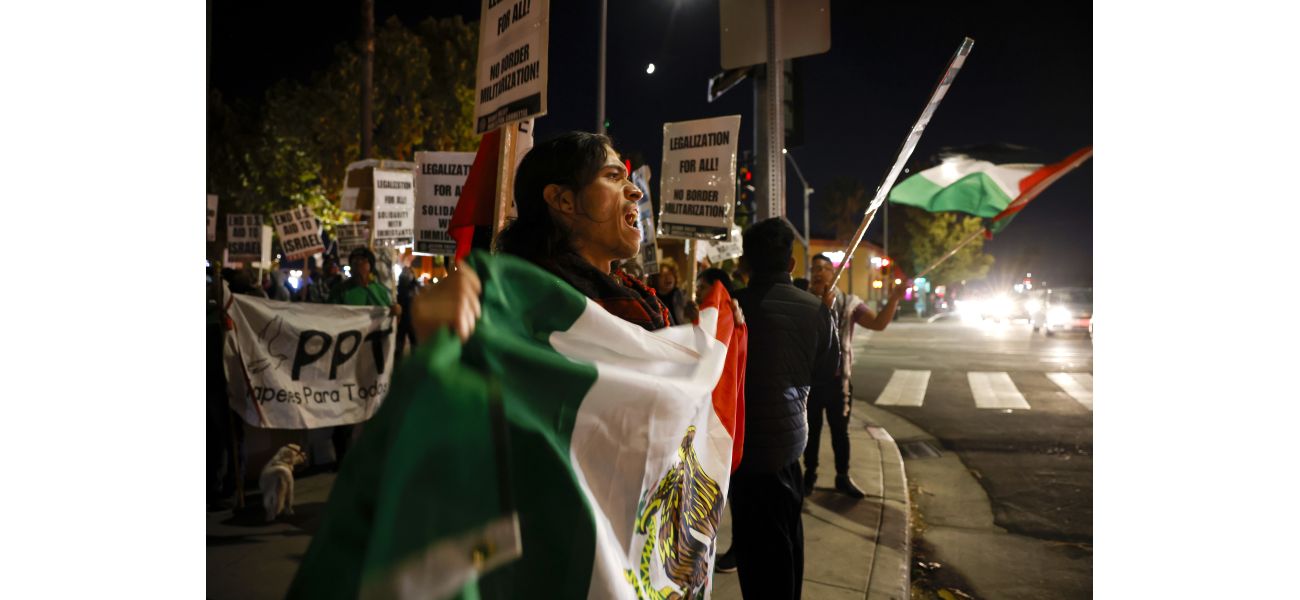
left=887, top=205, right=994, bottom=286
left=207, top=16, right=479, bottom=233
left=820, top=177, right=869, bottom=243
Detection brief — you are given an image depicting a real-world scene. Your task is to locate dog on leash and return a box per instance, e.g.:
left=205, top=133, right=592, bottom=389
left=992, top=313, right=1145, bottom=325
left=260, top=443, right=307, bottom=522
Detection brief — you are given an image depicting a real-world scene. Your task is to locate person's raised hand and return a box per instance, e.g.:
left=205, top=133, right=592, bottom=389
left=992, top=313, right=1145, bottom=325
left=411, top=261, right=482, bottom=342
left=889, top=281, right=909, bottom=302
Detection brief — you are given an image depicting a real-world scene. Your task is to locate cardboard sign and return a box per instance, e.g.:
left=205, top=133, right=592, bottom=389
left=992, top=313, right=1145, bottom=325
left=631, top=165, right=659, bottom=274
left=371, top=169, right=416, bottom=248
left=227, top=214, right=265, bottom=262
left=474, top=0, right=549, bottom=134
left=271, top=206, right=325, bottom=261
left=658, top=115, right=742, bottom=241
left=703, top=225, right=744, bottom=263
left=414, top=151, right=475, bottom=256
left=334, top=223, right=371, bottom=263
left=207, top=194, right=218, bottom=242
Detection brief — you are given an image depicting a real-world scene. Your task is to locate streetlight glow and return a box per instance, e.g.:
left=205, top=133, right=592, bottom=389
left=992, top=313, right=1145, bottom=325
left=646, top=63, right=655, bottom=74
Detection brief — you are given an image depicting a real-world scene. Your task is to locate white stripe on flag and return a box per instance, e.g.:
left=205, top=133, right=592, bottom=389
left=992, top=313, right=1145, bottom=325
left=968, top=372, right=1030, bottom=409
left=1046, top=372, right=1093, bottom=410
left=875, top=370, right=931, bottom=406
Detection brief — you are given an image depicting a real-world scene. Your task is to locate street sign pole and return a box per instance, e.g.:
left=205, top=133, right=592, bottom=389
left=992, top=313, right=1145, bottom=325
left=761, top=0, right=784, bottom=223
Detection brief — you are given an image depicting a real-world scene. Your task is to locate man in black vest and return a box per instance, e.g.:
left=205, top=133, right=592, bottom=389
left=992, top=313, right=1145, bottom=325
left=729, top=218, right=840, bottom=599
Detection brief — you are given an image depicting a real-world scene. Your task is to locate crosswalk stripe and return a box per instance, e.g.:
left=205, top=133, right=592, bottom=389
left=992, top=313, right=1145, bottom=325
left=968, top=372, right=1030, bottom=409
left=875, top=370, right=931, bottom=406
left=1046, top=372, right=1093, bottom=410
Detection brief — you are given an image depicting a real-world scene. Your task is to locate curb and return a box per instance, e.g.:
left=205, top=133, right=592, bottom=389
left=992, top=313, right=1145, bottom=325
left=859, top=417, right=912, bottom=600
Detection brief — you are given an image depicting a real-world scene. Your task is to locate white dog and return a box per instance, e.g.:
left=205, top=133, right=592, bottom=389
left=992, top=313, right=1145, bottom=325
left=260, top=443, right=307, bottom=522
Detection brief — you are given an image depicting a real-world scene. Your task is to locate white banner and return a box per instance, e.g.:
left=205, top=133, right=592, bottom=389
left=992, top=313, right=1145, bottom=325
left=414, top=151, right=474, bottom=256
left=372, top=169, right=416, bottom=248
left=227, top=214, right=265, bottom=262
left=271, top=206, right=326, bottom=261
left=474, top=0, right=549, bottom=134
left=335, top=222, right=370, bottom=263
left=223, top=294, right=397, bottom=429
left=658, top=115, right=741, bottom=241
left=207, top=194, right=218, bottom=242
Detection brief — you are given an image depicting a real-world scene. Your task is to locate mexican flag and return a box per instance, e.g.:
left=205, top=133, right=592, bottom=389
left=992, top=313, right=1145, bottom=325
left=889, top=146, right=1093, bottom=233
left=288, top=252, right=746, bottom=600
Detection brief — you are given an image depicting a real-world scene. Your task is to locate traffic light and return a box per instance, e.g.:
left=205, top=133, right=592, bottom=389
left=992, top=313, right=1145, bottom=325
left=735, top=153, right=756, bottom=227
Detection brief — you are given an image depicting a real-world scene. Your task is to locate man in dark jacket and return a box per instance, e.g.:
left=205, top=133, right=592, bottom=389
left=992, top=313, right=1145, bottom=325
left=729, top=218, right=839, bottom=599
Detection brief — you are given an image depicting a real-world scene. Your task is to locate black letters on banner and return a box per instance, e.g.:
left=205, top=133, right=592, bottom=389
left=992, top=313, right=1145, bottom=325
left=330, top=331, right=362, bottom=379
left=365, top=327, right=393, bottom=374
left=292, top=331, right=332, bottom=381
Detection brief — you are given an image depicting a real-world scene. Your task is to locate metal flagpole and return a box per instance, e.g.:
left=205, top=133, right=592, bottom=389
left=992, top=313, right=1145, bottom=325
left=826, top=37, right=974, bottom=299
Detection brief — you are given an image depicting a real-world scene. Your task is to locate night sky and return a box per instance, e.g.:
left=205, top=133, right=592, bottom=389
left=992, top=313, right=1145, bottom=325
left=211, top=0, right=1092, bottom=287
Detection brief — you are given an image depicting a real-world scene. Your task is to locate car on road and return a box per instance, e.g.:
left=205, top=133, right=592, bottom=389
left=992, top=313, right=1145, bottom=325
left=1032, top=287, right=1092, bottom=337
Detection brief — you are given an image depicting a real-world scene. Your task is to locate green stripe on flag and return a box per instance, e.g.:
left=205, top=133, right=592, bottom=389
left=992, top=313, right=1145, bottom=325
left=889, top=171, right=1016, bottom=217
left=289, top=252, right=606, bottom=599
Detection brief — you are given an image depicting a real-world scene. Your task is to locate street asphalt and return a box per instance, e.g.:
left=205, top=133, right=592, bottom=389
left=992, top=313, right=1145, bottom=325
left=852, top=315, right=1093, bottom=599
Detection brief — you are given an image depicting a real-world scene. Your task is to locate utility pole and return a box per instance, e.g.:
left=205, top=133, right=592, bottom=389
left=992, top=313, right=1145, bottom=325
left=761, top=0, right=784, bottom=223
left=597, top=0, right=607, bottom=134
left=360, top=0, right=374, bottom=159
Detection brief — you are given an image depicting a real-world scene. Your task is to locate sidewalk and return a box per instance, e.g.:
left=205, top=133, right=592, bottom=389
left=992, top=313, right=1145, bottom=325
left=206, top=411, right=911, bottom=600
left=710, top=410, right=912, bottom=600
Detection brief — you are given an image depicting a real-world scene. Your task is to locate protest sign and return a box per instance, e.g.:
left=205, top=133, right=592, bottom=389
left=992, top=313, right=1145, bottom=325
left=371, top=169, right=416, bottom=248
left=474, top=0, right=549, bottom=134
left=334, top=222, right=371, bottom=262
left=414, top=151, right=475, bottom=255
left=630, top=165, right=659, bottom=273
left=223, top=295, right=396, bottom=429
left=703, top=225, right=744, bottom=263
left=227, top=214, right=265, bottom=263
left=207, top=194, right=218, bottom=242
left=271, top=206, right=325, bottom=261
left=658, top=115, right=741, bottom=241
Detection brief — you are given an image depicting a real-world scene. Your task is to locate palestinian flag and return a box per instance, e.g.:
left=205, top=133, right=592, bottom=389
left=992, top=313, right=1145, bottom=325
left=888, top=146, right=1093, bottom=233
left=288, top=251, right=746, bottom=600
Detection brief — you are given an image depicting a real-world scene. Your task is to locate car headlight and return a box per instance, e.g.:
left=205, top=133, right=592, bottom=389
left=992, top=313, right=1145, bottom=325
left=1047, top=307, right=1071, bottom=325
left=990, top=296, right=1012, bottom=318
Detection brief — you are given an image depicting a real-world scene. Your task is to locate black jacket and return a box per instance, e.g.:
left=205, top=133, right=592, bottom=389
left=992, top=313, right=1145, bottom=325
left=733, top=272, right=840, bottom=473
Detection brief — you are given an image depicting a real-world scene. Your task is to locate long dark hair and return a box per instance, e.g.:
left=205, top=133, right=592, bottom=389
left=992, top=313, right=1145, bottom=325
left=495, top=131, right=613, bottom=263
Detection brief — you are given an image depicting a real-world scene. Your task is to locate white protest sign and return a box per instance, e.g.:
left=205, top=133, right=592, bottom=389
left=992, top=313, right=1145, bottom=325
left=223, top=295, right=397, bottom=429
left=704, top=225, right=745, bottom=263
left=474, top=0, right=549, bottom=134
left=414, top=151, right=475, bottom=256
left=658, top=115, right=741, bottom=241
left=271, top=206, right=325, bottom=261
left=334, top=222, right=371, bottom=262
left=227, top=214, right=265, bottom=262
left=631, top=165, right=659, bottom=273
left=207, top=194, right=218, bottom=242
left=371, top=169, right=416, bottom=248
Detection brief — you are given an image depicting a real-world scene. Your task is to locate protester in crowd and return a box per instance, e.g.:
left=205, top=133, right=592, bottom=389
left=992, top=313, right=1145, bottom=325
left=650, top=263, right=689, bottom=325
left=303, top=257, right=342, bottom=304
left=328, top=246, right=401, bottom=469
left=728, top=218, right=839, bottom=599
left=394, top=269, right=419, bottom=358
left=225, top=267, right=267, bottom=298
left=268, top=268, right=292, bottom=301
left=803, top=254, right=908, bottom=498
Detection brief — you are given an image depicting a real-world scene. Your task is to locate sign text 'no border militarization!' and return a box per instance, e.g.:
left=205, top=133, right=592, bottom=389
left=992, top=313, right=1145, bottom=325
left=658, top=115, right=742, bottom=241
left=475, top=0, right=549, bottom=134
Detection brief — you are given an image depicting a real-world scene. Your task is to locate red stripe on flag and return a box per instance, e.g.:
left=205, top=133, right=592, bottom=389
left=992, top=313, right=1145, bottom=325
left=697, top=281, right=747, bottom=473
left=450, top=130, right=502, bottom=262
left=991, top=146, right=1093, bottom=225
